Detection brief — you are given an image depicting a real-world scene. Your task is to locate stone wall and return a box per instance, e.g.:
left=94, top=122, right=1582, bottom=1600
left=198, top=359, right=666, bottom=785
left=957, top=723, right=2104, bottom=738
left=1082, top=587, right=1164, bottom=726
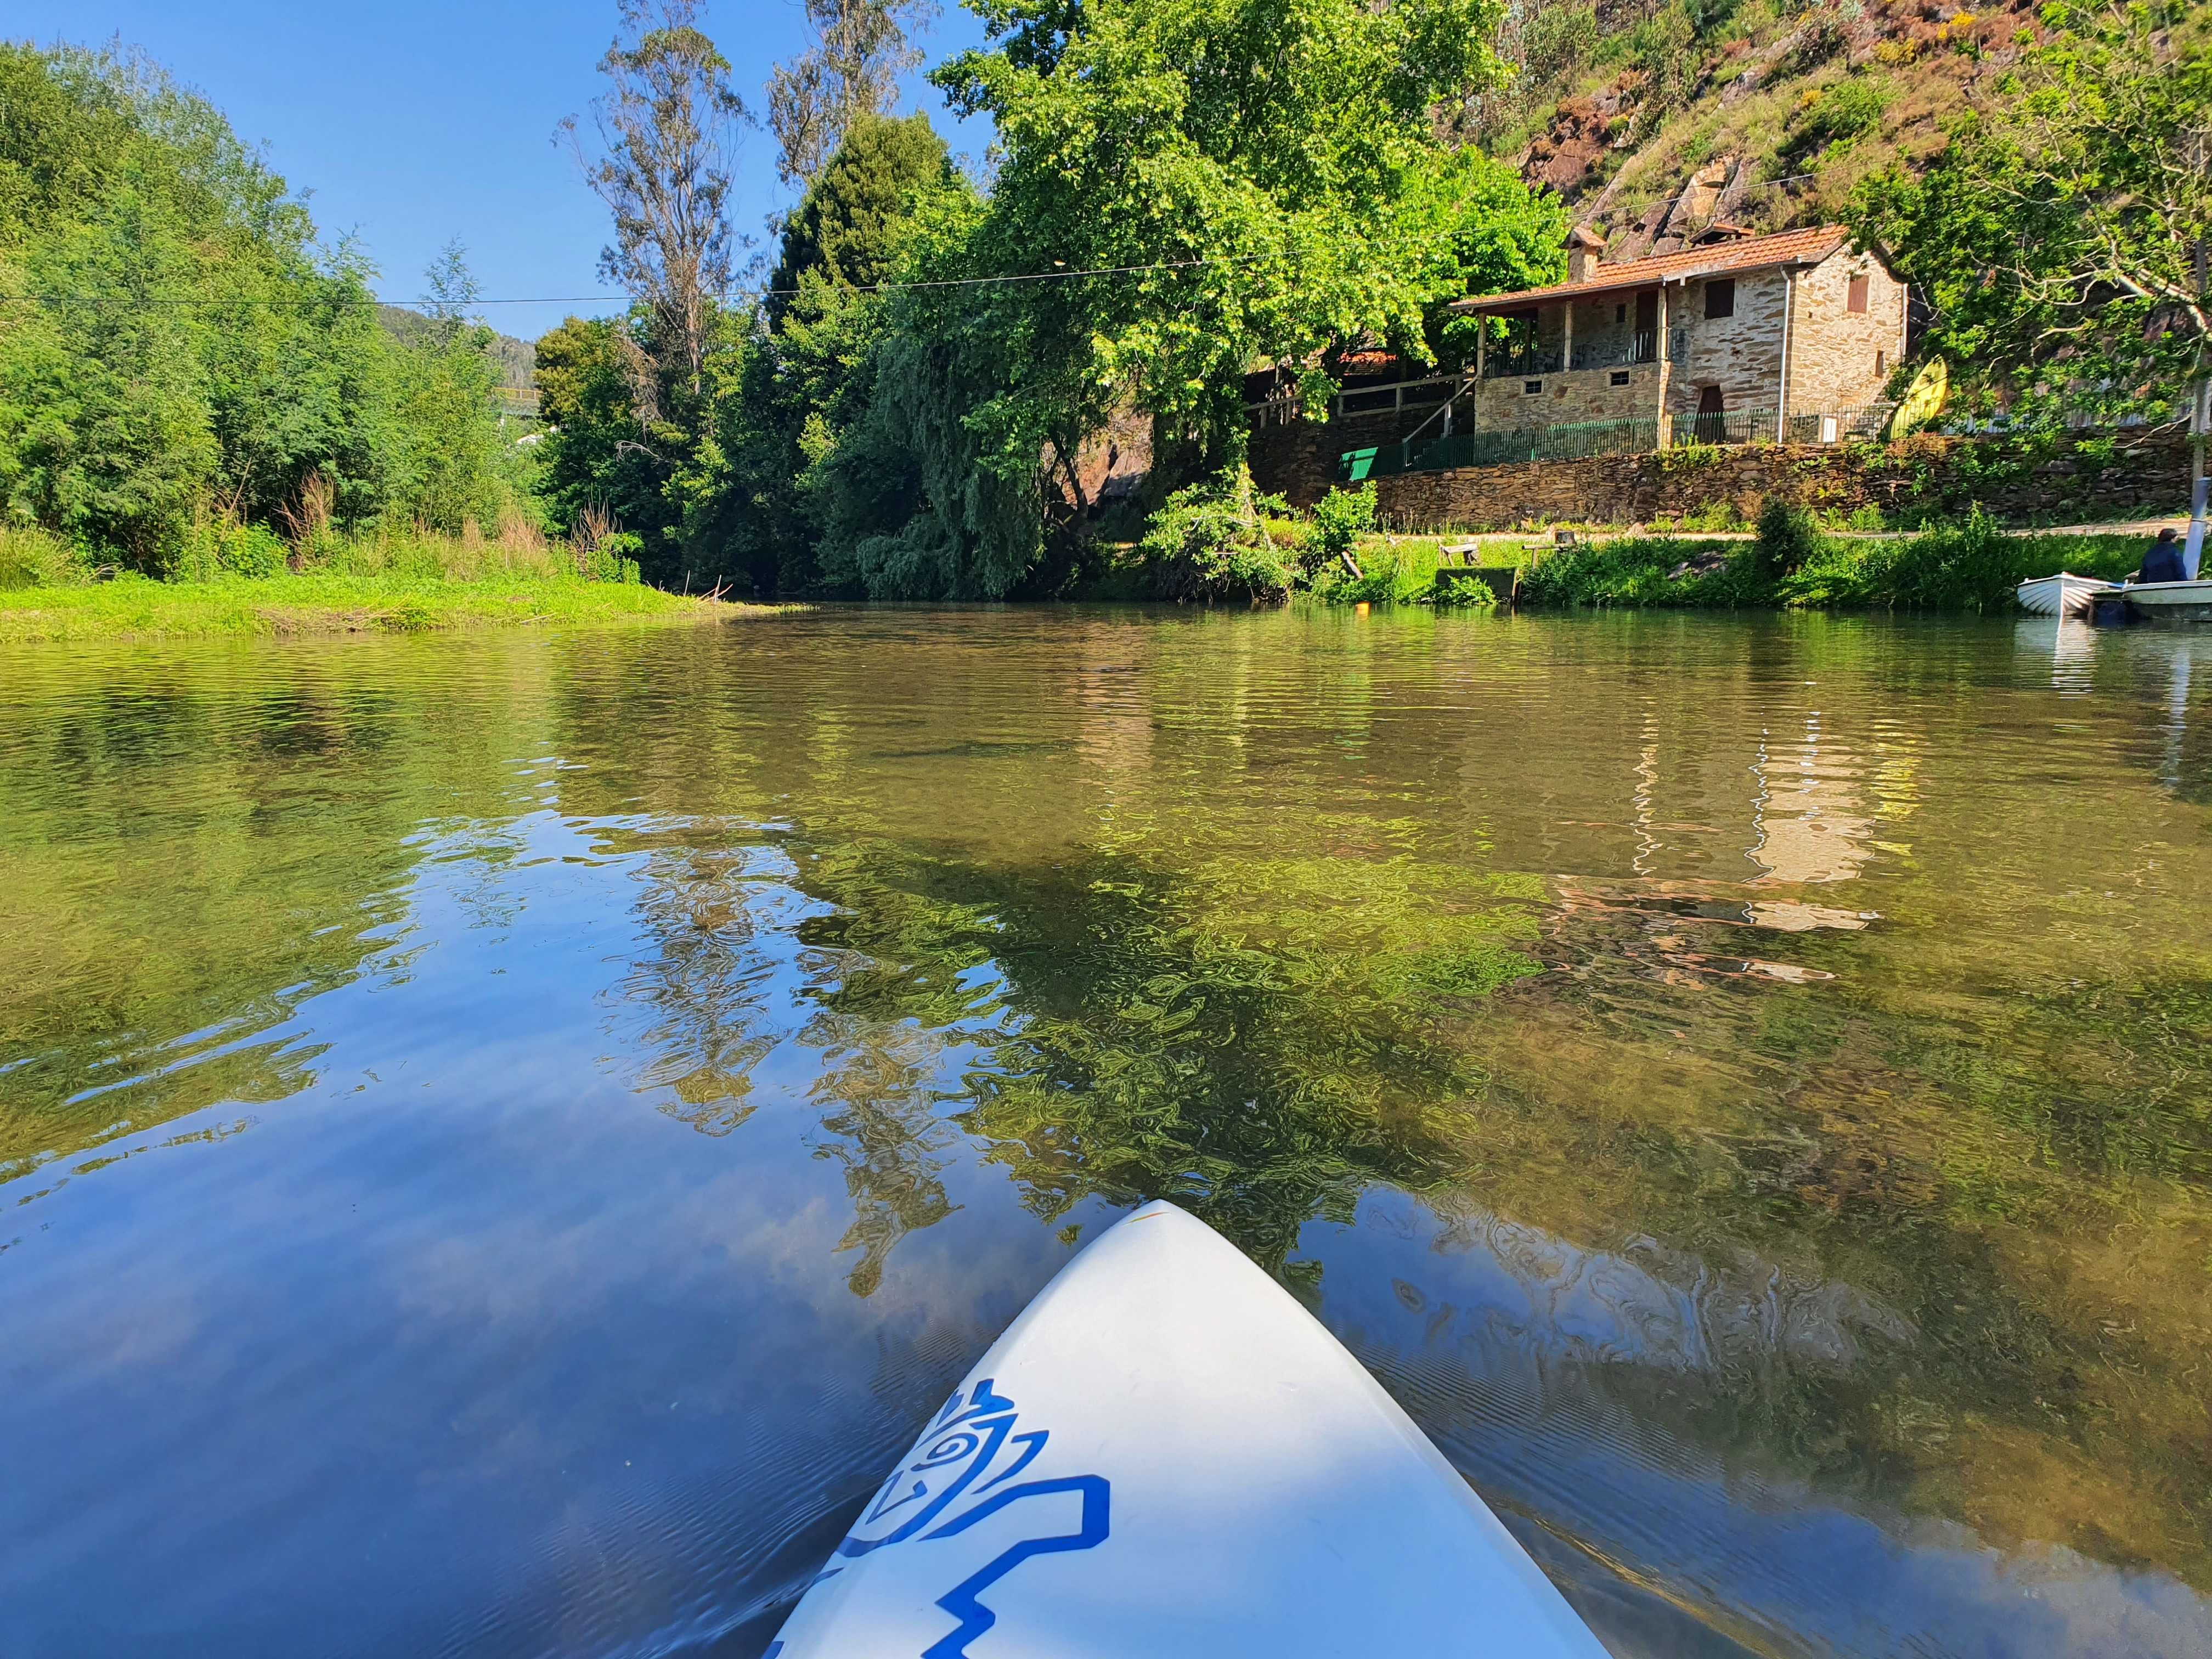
left=1787, top=250, right=1908, bottom=414
left=1248, top=403, right=1448, bottom=505
left=1668, top=267, right=1788, bottom=420
left=1361, top=429, right=2193, bottom=531
left=1471, top=359, right=1659, bottom=429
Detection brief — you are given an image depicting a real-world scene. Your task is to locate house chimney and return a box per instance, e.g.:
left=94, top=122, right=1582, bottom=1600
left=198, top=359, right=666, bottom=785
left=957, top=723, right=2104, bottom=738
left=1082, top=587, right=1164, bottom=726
left=1567, top=225, right=1606, bottom=284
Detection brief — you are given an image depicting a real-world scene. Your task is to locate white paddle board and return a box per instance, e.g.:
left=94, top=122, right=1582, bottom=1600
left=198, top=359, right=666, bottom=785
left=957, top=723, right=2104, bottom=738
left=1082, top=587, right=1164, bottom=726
left=766, top=1200, right=1611, bottom=1657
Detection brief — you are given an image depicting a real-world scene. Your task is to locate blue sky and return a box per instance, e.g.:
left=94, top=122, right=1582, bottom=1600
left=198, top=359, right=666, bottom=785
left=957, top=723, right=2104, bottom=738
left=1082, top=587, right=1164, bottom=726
left=10, top=1, right=989, bottom=340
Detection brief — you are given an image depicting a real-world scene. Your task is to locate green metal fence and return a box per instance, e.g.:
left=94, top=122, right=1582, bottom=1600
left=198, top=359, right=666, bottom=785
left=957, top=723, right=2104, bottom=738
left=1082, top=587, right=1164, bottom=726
left=1336, top=404, right=1900, bottom=481
left=1671, top=408, right=1778, bottom=447
left=1339, top=416, right=1659, bottom=481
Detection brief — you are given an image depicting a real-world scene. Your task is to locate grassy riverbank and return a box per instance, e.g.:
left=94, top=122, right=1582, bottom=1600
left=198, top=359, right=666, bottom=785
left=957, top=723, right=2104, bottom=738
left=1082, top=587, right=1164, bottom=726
left=0, top=575, right=730, bottom=642
left=1306, top=516, right=2154, bottom=613
left=0, top=523, right=741, bottom=641
left=1520, top=520, right=2147, bottom=612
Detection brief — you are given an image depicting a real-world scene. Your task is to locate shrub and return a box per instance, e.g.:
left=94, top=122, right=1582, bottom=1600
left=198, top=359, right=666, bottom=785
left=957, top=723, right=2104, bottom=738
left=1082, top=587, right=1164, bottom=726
left=1431, top=572, right=1500, bottom=610
left=584, top=531, right=644, bottom=584
left=0, top=524, right=88, bottom=589
left=169, top=516, right=290, bottom=580
left=1783, top=74, right=1890, bottom=163
left=1753, top=498, right=1824, bottom=579
left=1875, top=503, right=2013, bottom=609
left=1776, top=504, right=2061, bottom=610
left=1522, top=5, right=1600, bottom=90
left=1137, top=465, right=1293, bottom=602
left=1305, top=485, right=1378, bottom=575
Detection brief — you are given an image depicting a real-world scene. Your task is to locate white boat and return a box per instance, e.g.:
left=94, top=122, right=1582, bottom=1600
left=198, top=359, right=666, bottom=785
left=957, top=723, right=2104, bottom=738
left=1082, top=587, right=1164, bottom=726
left=2016, top=571, right=2119, bottom=618
left=765, top=1201, right=1610, bottom=1658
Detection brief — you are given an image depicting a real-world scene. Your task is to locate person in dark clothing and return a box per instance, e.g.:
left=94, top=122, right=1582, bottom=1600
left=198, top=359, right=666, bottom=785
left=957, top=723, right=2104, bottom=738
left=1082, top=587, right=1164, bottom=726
left=2136, top=528, right=2188, bottom=584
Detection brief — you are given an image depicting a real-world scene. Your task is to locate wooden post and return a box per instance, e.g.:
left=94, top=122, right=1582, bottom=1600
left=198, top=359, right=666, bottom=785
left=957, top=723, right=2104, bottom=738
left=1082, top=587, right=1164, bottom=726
left=1652, top=283, right=1673, bottom=450
left=1562, top=300, right=1575, bottom=376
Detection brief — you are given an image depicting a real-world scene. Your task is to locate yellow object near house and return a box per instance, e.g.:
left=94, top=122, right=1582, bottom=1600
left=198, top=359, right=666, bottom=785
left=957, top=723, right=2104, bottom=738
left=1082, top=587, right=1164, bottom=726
left=1888, top=357, right=1948, bottom=438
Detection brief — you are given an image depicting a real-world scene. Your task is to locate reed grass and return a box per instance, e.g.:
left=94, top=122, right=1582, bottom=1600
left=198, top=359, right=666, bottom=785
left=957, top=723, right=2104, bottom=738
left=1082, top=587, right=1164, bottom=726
left=0, top=515, right=730, bottom=641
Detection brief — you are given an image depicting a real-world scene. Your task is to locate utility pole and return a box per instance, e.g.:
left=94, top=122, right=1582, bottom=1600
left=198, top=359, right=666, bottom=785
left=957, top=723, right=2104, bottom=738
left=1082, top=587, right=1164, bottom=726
left=2191, top=236, right=2209, bottom=579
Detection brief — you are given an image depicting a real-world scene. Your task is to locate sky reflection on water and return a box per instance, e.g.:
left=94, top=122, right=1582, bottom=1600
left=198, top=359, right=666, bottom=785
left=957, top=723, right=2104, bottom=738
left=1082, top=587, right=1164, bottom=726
left=2, top=609, right=2209, bottom=1657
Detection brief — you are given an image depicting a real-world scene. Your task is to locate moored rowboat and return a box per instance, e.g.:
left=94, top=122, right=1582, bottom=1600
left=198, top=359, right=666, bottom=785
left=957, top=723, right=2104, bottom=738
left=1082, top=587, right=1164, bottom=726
left=2114, top=579, right=2212, bottom=624
left=766, top=1201, right=1610, bottom=1657
left=2016, top=571, right=2118, bottom=618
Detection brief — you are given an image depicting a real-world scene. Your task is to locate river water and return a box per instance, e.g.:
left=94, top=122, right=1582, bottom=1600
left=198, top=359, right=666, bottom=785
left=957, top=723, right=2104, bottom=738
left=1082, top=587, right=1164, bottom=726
left=2, top=608, right=2208, bottom=1658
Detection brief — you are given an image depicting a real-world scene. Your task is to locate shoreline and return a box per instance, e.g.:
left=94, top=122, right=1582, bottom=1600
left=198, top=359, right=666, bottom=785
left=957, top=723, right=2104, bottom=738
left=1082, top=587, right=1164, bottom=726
left=0, top=575, right=774, bottom=643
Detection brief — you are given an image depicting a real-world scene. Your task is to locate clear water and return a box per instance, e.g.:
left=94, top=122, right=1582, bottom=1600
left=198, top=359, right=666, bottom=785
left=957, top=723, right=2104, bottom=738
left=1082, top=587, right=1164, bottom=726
left=3, top=608, right=2208, bottom=1658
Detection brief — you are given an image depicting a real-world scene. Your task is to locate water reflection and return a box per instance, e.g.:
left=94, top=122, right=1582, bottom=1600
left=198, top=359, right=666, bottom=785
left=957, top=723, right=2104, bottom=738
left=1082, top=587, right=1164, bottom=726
left=1, top=612, right=2209, bottom=1658
left=1751, top=715, right=1874, bottom=885
left=1317, top=1190, right=2212, bottom=1659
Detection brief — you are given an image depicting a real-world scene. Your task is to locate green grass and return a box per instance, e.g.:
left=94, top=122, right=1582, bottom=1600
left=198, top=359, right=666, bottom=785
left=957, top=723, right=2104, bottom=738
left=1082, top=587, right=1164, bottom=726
left=0, top=572, right=735, bottom=642
left=0, top=520, right=763, bottom=640
left=1519, top=536, right=1760, bottom=608
left=1308, top=536, right=1502, bottom=608
left=1518, top=525, right=2160, bottom=612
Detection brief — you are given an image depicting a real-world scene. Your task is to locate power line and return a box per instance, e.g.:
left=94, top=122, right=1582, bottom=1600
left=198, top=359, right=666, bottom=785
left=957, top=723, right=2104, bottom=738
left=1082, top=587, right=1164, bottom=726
left=0, top=249, right=1307, bottom=312
left=0, top=173, right=1841, bottom=313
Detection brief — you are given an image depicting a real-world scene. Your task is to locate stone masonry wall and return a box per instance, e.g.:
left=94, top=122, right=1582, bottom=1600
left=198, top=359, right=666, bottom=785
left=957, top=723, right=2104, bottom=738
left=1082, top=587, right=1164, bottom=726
left=1787, top=250, right=1909, bottom=414
left=1248, top=403, right=1447, bottom=504
left=1668, top=267, right=1788, bottom=420
left=1362, top=429, right=2192, bottom=531
left=1471, top=359, right=1660, bottom=429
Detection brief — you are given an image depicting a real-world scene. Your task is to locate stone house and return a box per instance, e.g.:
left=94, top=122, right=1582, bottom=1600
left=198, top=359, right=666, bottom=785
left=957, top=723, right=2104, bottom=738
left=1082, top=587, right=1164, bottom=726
left=1445, top=224, right=1908, bottom=445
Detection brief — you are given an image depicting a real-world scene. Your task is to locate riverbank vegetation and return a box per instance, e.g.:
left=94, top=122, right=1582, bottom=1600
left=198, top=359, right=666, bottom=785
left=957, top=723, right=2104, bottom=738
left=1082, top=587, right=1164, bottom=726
left=0, top=43, right=535, bottom=568
left=3, top=0, right=2203, bottom=611
left=0, top=521, right=719, bottom=641
left=1514, top=506, right=2146, bottom=612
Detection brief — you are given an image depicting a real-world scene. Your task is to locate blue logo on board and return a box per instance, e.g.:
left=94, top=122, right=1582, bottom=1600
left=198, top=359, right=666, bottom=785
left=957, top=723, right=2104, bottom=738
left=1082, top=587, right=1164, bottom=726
left=797, top=1377, right=1111, bottom=1657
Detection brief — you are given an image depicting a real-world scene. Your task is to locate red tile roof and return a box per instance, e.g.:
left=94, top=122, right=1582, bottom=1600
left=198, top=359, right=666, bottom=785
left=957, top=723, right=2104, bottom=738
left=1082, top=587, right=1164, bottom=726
left=1449, top=224, right=1856, bottom=313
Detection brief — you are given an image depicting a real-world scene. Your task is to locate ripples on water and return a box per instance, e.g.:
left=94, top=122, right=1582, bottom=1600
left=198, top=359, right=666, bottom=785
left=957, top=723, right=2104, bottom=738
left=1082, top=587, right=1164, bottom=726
left=2, top=610, right=2209, bottom=1657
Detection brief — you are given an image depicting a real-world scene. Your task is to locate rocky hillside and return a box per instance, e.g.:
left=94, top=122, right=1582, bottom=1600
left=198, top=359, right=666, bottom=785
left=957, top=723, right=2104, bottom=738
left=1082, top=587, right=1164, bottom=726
left=1466, top=0, right=2033, bottom=258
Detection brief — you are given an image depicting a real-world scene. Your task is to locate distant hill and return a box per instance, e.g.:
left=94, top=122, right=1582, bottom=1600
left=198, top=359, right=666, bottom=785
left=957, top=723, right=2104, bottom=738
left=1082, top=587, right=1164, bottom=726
left=1466, top=0, right=2033, bottom=258
left=376, top=303, right=536, bottom=393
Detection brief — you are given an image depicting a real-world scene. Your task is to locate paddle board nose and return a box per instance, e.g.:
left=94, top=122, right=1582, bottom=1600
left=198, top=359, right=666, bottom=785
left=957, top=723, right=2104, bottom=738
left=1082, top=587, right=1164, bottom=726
left=766, top=1199, right=1609, bottom=1657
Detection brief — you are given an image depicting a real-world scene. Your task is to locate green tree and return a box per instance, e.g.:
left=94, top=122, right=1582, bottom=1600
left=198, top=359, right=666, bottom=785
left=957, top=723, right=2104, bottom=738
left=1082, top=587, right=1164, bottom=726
left=933, top=0, right=1520, bottom=468
left=677, top=112, right=957, bottom=595
left=386, top=245, right=513, bottom=535
left=0, top=43, right=524, bottom=563
left=766, top=0, right=937, bottom=189
left=561, top=0, right=752, bottom=394
left=1853, top=0, right=2211, bottom=422
left=798, top=0, right=1556, bottom=600
left=534, top=311, right=689, bottom=574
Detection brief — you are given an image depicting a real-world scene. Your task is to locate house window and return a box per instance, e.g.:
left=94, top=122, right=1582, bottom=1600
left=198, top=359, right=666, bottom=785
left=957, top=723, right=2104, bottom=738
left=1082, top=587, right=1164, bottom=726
left=1610, top=370, right=1630, bottom=386
left=1705, top=278, right=1735, bottom=320
left=1524, top=379, right=1543, bottom=394
left=1875, top=348, right=1886, bottom=377
left=1615, top=302, right=1627, bottom=324
left=1848, top=275, right=1869, bottom=313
